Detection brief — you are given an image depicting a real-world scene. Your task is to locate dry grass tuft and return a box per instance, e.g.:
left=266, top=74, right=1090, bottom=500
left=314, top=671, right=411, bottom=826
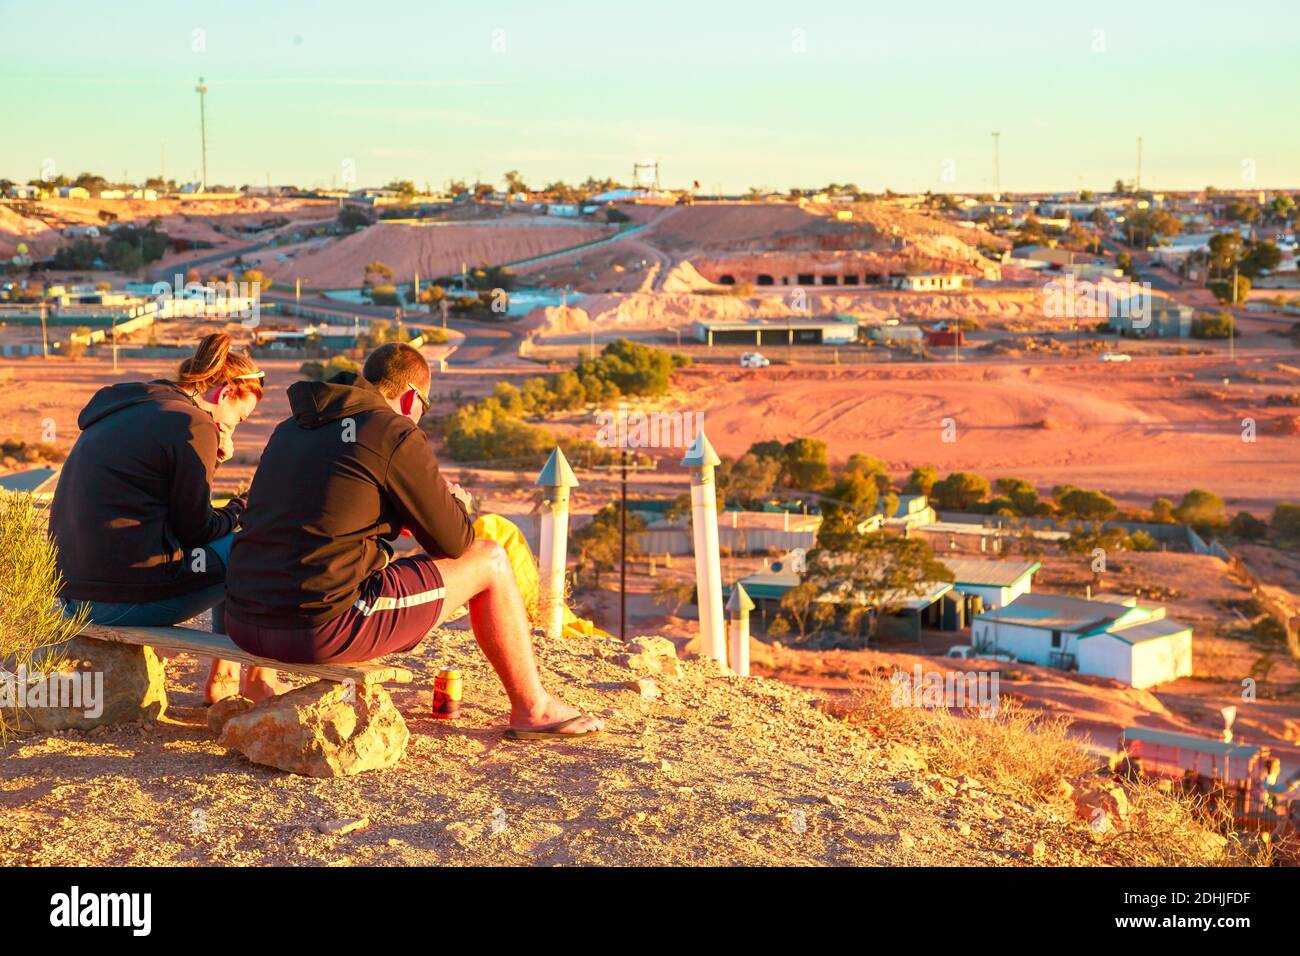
left=850, top=673, right=1095, bottom=803
left=848, top=673, right=1275, bottom=866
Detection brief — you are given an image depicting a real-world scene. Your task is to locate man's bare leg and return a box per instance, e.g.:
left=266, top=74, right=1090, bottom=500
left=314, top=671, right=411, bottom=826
left=434, top=539, right=602, bottom=735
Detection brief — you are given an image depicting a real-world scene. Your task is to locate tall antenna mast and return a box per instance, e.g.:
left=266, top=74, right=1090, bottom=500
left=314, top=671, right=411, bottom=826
left=195, top=77, right=209, bottom=191
left=1136, top=136, right=1143, bottom=193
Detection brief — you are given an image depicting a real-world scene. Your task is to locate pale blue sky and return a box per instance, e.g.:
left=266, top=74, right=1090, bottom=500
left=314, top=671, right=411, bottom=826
left=2, top=0, right=1297, bottom=193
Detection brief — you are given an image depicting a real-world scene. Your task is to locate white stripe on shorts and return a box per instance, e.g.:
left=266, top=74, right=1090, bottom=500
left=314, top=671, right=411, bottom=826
left=354, top=587, right=446, bottom=617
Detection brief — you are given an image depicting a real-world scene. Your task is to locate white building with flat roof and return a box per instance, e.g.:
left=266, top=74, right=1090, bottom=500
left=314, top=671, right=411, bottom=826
left=972, top=593, right=1192, bottom=688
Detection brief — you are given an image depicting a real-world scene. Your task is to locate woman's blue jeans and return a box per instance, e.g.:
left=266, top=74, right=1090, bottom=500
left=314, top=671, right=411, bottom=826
left=64, top=534, right=233, bottom=632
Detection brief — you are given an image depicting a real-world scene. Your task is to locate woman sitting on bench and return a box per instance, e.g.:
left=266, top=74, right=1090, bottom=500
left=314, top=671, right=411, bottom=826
left=49, top=332, right=284, bottom=703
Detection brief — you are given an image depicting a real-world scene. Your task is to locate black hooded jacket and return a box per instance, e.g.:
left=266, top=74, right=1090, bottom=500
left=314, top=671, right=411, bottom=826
left=49, top=380, right=244, bottom=602
left=225, top=372, right=474, bottom=627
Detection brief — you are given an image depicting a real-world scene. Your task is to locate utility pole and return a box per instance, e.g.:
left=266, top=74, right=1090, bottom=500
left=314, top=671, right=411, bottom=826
left=590, top=451, right=657, bottom=641
left=1231, top=264, right=1238, bottom=361
left=1136, top=136, right=1143, bottom=193
left=195, top=77, right=209, bottom=191
left=991, top=131, right=1001, bottom=199
left=620, top=450, right=628, bottom=639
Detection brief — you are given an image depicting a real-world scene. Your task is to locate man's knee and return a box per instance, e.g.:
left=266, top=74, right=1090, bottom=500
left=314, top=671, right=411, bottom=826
left=466, top=538, right=512, bottom=587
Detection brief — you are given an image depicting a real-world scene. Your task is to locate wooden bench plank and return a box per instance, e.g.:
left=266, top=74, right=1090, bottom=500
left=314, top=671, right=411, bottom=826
left=79, top=623, right=413, bottom=686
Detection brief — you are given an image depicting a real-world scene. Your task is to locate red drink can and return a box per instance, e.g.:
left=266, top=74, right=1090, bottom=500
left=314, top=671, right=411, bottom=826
left=432, top=669, right=463, bottom=719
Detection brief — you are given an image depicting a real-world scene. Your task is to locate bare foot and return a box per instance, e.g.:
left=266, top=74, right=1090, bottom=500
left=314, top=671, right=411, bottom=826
left=509, top=694, right=604, bottom=735
left=240, top=667, right=290, bottom=703
left=204, top=659, right=241, bottom=705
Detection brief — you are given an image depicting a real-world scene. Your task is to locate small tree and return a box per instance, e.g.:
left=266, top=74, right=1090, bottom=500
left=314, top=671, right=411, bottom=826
left=1174, top=488, right=1225, bottom=530
left=1270, top=502, right=1300, bottom=543
left=572, top=504, right=644, bottom=589
left=363, top=260, right=394, bottom=286
left=719, top=453, right=780, bottom=507
left=996, top=477, right=1039, bottom=515
left=1057, top=487, right=1118, bottom=521
left=652, top=577, right=695, bottom=617
left=1151, top=497, right=1176, bottom=523
left=1192, top=311, right=1235, bottom=339
left=930, top=471, right=990, bottom=510
left=782, top=437, right=832, bottom=490
left=239, top=268, right=273, bottom=294
left=1208, top=276, right=1250, bottom=306
left=1227, top=511, right=1269, bottom=542
left=807, top=510, right=953, bottom=646
left=905, top=465, right=938, bottom=495
left=778, top=580, right=829, bottom=642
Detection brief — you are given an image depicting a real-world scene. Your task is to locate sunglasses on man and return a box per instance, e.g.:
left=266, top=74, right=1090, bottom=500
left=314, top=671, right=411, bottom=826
left=406, top=382, right=431, bottom=415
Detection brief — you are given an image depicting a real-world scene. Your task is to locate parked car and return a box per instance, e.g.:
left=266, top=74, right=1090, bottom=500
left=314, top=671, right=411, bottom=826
left=946, top=646, right=1016, bottom=663
left=1100, top=351, right=1132, bottom=362
left=740, top=352, right=770, bottom=368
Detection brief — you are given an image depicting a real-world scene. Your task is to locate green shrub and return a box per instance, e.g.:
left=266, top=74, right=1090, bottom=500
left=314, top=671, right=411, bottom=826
left=439, top=339, right=689, bottom=463
left=1174, top=488, right=1225, bottom=531
left=1228, top=511, right=1269, bottom=542
left=1192, top=311, right=1235, bottom=339
left=371, top=284, right=401, bottom=306
left=1271, top=502, right=1300, bottom=543
left=930, top=472, right=990, bottom=510
left=1128, top=530, right=1159, bottom=551
left=1057, top=486, right=1118, bottom=521
left=299, top=355, right=360, bottom=381
left=1, top=493, right=86, bottom=732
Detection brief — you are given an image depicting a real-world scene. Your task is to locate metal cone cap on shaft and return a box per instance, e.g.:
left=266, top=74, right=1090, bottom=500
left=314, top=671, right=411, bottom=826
left=535, top=446, right=579, bottom=488
left=726, top=581, right=755, bottom=614
left=681, top=430, right=721, bottom=469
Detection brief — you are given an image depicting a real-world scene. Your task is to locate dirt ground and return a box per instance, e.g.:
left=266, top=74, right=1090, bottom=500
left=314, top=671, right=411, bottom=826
left=0, top=620, right=1220, bottom=867
left=663, top=355, right=1300, bottom=512
left=255, top=219, right=613, bottom=288
left=0, top=196, right=337, bottom=260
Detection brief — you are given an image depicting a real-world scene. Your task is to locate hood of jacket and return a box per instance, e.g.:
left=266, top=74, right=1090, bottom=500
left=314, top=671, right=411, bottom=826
left=286, top=371, right=394, bottom=429
left=76, top=380, right=197, bottom=430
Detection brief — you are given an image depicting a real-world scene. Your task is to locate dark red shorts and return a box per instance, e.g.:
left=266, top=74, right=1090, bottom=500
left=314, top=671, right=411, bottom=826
left=227, top=555, right=446, bottom=665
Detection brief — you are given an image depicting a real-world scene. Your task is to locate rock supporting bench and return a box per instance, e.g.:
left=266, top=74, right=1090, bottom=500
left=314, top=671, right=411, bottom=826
left=48, top=623, right=415, bottom=777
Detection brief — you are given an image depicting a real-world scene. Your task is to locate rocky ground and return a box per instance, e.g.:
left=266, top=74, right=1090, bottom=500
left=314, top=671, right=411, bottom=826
left=0, top=619, right=1238, bottom=867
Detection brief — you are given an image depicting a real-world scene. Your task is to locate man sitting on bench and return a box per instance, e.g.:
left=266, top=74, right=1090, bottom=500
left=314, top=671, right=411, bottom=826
left=224, top=343, right=601, bottom=740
